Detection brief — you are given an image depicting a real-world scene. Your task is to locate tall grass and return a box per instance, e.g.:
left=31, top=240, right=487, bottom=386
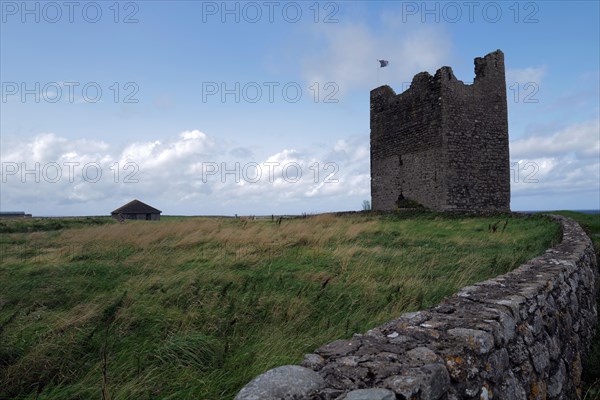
left=0, top=212, right=561, bottom=399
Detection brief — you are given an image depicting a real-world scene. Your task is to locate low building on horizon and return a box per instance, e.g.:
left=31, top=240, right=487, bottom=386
left=111, top=200, right=162, bottom=221
left=0, top=211, right=32, bottom=219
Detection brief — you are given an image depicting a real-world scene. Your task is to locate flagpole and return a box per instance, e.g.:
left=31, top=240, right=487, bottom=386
left=377, top=60, right=380, bottom=87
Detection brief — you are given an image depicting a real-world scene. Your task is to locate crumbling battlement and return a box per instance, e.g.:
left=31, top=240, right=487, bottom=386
left=370, top=50, right=510, bottom=212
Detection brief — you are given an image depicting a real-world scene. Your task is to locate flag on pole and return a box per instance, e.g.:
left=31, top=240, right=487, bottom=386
left=378, top=60, right=389, bottom=68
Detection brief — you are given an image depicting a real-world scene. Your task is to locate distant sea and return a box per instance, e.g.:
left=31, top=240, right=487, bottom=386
left=520, top=210, right=600, bottom=214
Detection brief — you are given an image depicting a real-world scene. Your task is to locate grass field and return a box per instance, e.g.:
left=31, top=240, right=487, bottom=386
left=0, top=212, right=563, bottom=399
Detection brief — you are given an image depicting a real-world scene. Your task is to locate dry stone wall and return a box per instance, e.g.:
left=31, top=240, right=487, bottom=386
left=235, top=215, right=598, bottom=400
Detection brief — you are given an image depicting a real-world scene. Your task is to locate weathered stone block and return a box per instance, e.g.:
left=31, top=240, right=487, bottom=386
left=447, top=328, right=495, bottom=355
left=234, top=365, right=325, bottom=400
left=482, top=348, right=509, bottom=383
left=530, top=342, right=550, bottom=374
left=384, top=363, right=449, bottom=400
left=342, top=388, right=396, bottom=400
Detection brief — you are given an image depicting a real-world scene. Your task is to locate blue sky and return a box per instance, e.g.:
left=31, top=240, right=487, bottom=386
left=1, top=0, right=599, bottom=215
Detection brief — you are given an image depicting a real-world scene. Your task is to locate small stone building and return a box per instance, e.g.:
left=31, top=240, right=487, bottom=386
left=370, top=49, right=510, bottom=212
left=111, top=199, right=162, bottom=221
left=0, top=212, right=31, bottom=218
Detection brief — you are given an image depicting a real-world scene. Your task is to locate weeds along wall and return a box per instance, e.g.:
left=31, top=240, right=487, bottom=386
left=235, top=215, right=598, bottom=400
left=370, top=50, right=511, bottom=213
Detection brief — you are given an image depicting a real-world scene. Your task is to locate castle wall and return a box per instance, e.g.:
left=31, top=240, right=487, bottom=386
left=442, top=51, right=510, bottom=211
left=370, top=50, right=510, bottom=212
left=370, top=75, right=446, bottom=211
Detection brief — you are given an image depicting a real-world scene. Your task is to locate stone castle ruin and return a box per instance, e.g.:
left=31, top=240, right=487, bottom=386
left=236, top=50, right=598, bottom=400
left=370, top=50, right=510, bottom=212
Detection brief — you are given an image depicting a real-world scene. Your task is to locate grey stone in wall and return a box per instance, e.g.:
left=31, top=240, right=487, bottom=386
left=370, top=50, right=510, bottom=212
left=234, top=365, right=326, bottom=400
left=342, top=389, right=396, bottom=400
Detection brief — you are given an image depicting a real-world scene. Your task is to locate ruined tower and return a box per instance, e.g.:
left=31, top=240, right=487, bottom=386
left=370, top=50, right=510, bottom=212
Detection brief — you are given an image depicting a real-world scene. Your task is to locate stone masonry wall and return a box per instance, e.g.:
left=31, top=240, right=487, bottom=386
left=370, top=50, right=510, bottom=212
left=235, top=216, right=598, bottom=400
left=370, top=76, right=446, bottom=211
left=442, top=52, right=510, bottom=211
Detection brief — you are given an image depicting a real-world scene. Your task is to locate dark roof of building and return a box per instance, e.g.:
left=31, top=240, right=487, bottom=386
left=111, top=200, right=162, bottom=214
left=0, top=211, right=25, bottom=215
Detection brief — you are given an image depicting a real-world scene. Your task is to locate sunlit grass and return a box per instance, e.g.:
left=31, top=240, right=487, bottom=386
left=0, top=212, right=562, bottom=399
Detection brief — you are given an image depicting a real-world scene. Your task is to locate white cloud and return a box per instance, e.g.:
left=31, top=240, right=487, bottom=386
left=119, top=129, right=213, bottom=170
left=180, top=130, right=206, bottom=140
left=511, top=120, right=599, bottom=159
left=0, top=130, right=371, bottom=215
left=6, top=118, right=596, bottom=215
left=510, top=119, right=600, bottom=199
left=213, top=141, right=370, bottom=204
